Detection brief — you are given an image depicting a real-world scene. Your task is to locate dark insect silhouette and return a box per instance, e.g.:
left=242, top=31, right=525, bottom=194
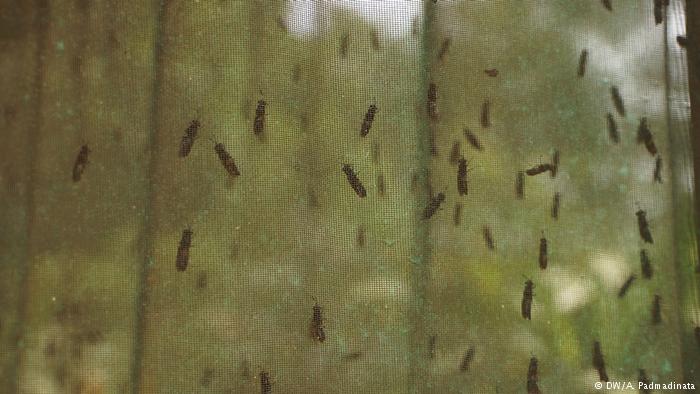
left=654, top=0, right=664, bottom=25
left=551, top=192, right=561, bottom=219
left=310, top=298, right=326, bottom=342
left=179, top=120, right=200, bottom=157
left=593, top=341, right=609, bottom=382
left=453, top=203, right=463, bottom=226
left=357, top=226, right=365, bottom=247
left=601, top=0, right=612, bottom=11
left=427, top=83, right=438, bottom=120
left=654, top=156, right=663, bottom=183
left=459, top=347, right=475, bottom=372
left=260, top=370, right=272, bottom=394
left=423, top=192, right=445, bottom=219
left=640, top=249, right=653, bottom=279
left=457, top=157, right=469, bottom=196
left=464, top=128, right=483, bottom=151
left=176, top=227, right=193, bottom=272
left=617, top=275, right=636, bottom=298
left=637, top=117, right=658, bottom=156
left=610, top=86, right=626, bottom=117
left=213, top=142, right=240, bottom=177
left=438, top=37, right=451, bottom=62
left=606, top=113, right=619, bottom=143
left=695, top=326, right=700, bottom=348
left=370, top=28, right=380, bottom=50
left=480, top=100, right=490, bottom=128
left=639, top=369, right=651, bottom=394
left=450, top=141, right=462, bottom=164
left=484, top=68, right=498, bottom=77
left=525, top=163, right=554, bottom=176
left=342, top=164, right=367, bottom=198
left=527, top=357, right=540, bottom=394
left=677, top=35, right=688, bottom=47
left=360, top=104, right=377, bottom=137
left=516, top=172, right=524, bottom=199
left=550, top=150, right=560, bottom=178
left=340, top=32, right=349, bottom=57
left=483, top=226, right=495, bottom=251
left=522, top=279, right=534, bottom=320
left=253, top=99, right=267, bottom=135
left=72, top=144, right=90, bottom=182
left=652, top=294, right=662, bottom=324
left=428, top=335, right=437, bottom=359
left=539, top=234, right=547, bottom=270
left=377, top=174, right=385, bottom=197
left=577, top=49, right=588, bottom=77
left=636, top=208, right=654, bottom=244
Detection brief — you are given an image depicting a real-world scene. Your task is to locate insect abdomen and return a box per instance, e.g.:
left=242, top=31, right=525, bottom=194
left=342, top=164, right=367, bottom=198
left=214, top=143, right=240, bottom=177
left=254, top=100, right=266, bottom=135
left=522, top=280, right=533, bottom=320
left=72, top=144, right=90, bottom=182
left=360, top=104, right=377, bottom=137
left=176, top=228, right=193, bottom=272
left=179, top=120, right=200, bottom=157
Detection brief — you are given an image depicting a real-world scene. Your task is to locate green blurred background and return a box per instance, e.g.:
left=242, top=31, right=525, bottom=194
left=0, top=0, right=699, bottom=393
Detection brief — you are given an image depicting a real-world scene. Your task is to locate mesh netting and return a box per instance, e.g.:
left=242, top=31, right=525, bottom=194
left=0, top=0, right=697, bottom=393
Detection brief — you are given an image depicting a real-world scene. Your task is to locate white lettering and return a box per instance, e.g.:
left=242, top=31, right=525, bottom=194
left=606, top=382, right=634, bottom=390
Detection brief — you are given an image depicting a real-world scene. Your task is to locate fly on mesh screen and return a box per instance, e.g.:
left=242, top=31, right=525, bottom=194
left=0, top=0, right=698, bottom=393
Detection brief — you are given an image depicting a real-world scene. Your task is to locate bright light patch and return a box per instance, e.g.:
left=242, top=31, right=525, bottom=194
left=285, top=0, right=421, bottom=38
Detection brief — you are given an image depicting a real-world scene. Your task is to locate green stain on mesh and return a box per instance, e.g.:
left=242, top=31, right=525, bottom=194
left=337, top=337, right=348, bottom=350
left=595, top=208, right=607, bottom=220
left=290, top=275, right=301, bottom=287
left=409, top=255, right=423, bottom=265
left=661, top=359, right=672, bottom=374
left=551, top=318, right=582, bottom=364
left=56, top=40, right=65, bottom=51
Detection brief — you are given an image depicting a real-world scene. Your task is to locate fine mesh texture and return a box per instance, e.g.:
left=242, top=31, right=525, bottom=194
left=0, top=0, right=698, bottom=393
